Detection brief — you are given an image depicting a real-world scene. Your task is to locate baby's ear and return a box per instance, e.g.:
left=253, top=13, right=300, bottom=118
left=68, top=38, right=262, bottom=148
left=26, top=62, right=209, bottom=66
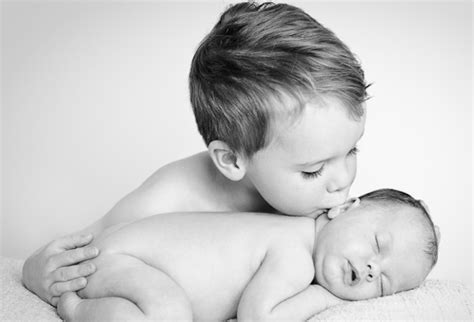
left=207, top=140, right=247, bottom=181
left=327, top=197, right=360, bottom=219
left=434, top=225, right=441, bottom=244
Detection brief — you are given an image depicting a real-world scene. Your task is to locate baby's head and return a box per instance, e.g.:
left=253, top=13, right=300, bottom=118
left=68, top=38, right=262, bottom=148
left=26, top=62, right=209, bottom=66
left=314, top=188, right=439, bottom=300
left=189, top=1, right=369, bottom=215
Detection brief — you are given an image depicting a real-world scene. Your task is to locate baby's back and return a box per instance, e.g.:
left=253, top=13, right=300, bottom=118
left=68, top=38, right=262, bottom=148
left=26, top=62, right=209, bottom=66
left=84, top=212, right=313, bottom=320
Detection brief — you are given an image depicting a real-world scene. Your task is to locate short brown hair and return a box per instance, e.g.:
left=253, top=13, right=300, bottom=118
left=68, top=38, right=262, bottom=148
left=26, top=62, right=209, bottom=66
left=189, top=1, right=368, bottom=157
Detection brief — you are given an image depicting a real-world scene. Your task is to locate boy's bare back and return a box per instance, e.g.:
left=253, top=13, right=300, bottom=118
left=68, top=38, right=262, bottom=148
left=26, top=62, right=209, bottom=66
left=78, top=212, right=315, bottom=320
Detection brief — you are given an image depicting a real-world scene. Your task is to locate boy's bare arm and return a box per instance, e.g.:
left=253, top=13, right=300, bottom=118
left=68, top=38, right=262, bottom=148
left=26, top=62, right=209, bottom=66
left=22, top=164, right=184, bottom=306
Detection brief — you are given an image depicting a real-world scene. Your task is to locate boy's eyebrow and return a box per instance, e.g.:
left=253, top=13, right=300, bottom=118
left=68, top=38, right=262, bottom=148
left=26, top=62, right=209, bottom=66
left=296, top=131, right=365, bottom=168
left=296, top=158, right=326, bottom=168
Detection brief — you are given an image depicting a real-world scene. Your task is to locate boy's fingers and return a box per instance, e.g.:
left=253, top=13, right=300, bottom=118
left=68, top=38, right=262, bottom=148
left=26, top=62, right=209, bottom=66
left=53, top=233, right=94, bottom=251
left=50, top=278, right=87, bottom=296
left=51, top=246, right=99, bottom=268
left=53, top=263, right=96, bottom=282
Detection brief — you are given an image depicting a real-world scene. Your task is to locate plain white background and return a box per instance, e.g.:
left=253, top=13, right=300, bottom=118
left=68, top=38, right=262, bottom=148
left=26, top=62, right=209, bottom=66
left=1, top=1, right=472, bottom=287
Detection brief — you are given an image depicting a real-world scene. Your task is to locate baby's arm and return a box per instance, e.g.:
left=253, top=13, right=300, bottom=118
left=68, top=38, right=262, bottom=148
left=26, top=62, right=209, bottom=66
left=238, top=248, right=343, bottom=321
left=57, top=253, right=192, bottom=321
left=269, top=284, right=345, bottom=319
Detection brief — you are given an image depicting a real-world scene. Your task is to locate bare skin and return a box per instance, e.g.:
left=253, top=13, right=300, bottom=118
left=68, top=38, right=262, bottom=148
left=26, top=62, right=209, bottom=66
left=57, top=212, right=344, bottom=321
left=57, top=199, right=434, bottom=321
left=23, top=100, right=366, bottom=305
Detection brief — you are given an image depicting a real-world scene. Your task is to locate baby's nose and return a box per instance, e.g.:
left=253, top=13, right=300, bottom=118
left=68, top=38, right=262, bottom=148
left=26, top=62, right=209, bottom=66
left=365, top=263, right=381, bottom=282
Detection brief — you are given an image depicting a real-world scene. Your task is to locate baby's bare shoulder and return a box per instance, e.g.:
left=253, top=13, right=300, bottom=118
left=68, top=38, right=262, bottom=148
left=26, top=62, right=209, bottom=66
left=264, top=239, right=315, bottom=287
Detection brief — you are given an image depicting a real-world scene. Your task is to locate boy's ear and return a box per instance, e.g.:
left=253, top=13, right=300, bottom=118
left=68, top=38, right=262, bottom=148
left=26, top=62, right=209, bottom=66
left=327, top=197, right=360, bottom=219
left=434, top=225, right=441, bottom=244
left=207, top=140, right=247, bottom=181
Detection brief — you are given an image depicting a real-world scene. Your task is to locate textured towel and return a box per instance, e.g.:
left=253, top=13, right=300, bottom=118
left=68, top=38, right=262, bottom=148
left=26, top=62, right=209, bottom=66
left=1, top=257, right=60, bottom=321
left=310, top=279, right=473, bottom=321
left=1, top=256, right=472, bottom=321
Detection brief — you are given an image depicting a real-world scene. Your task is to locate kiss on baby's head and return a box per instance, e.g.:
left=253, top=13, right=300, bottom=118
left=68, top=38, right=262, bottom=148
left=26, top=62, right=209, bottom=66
left=189, top=1, right=370, bottom=216
left=314, top=188, right=439, bottom=300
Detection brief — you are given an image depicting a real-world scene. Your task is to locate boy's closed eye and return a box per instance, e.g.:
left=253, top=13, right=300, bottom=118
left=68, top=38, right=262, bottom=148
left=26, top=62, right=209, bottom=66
left=301, top=165, right=325, bottom=179
left=300, top=146, right=359, bottom=180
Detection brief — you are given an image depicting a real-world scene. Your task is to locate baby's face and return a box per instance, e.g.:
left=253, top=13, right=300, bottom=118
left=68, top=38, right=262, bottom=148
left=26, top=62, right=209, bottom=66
left=245, top=96, right=365, bottom=217
left=314, top=203, right=432, bottom=300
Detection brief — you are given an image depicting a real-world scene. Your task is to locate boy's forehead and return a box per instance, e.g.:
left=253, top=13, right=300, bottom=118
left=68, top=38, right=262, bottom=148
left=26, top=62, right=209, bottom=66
left=268, top=99, right=365, bottom=164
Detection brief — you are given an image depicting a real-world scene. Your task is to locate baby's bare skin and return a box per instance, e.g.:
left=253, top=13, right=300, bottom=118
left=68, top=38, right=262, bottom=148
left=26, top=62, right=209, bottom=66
left=58, top=197, right=435, bottom=321
left=78, top=212, right=316, bottom=321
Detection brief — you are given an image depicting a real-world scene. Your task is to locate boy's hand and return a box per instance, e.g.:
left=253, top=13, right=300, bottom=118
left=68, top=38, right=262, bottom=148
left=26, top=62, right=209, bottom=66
left=22, top=233, right=99, bottom=306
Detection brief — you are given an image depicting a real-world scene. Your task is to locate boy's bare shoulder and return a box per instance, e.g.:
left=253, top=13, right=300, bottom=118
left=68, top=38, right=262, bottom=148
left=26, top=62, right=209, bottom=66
left=142, top=151, right=211, bottom=190
left=98, top=152, right=217, bottom=228
left=134, top=151, right=216, bottom=211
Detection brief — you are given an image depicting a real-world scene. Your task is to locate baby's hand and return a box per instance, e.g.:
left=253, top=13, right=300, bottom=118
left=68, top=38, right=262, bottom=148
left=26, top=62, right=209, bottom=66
left=22, top=233, right=99, bottom=306
left=311, top=284, right=347, bottom=310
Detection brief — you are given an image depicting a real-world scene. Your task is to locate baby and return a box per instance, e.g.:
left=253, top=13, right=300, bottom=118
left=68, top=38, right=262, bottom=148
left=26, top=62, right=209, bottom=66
left=57, top=189, right=439, bottom=321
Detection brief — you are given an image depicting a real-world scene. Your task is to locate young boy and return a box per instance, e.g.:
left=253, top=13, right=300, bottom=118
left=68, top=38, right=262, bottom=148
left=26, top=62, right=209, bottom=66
left=56, top=189, right=440, bottom=321
left=23, top=1, right=369, bottom=306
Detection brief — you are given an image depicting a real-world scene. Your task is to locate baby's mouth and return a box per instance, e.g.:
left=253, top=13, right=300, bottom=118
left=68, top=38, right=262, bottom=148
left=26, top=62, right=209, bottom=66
left=347, top=261, right=360, bottom=286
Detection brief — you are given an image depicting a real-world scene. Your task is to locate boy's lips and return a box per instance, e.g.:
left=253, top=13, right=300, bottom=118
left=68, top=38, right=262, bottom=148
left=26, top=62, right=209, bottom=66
left=308, top=208, right=330, bottom=218
left=313, top=209, right=329, bottom=216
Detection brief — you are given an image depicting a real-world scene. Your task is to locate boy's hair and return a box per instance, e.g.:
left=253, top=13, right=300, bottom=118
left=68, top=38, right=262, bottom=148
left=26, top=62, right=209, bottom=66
left=359, top=189, right=439, bottom=268
left=189, top=1, right=369, bottom=157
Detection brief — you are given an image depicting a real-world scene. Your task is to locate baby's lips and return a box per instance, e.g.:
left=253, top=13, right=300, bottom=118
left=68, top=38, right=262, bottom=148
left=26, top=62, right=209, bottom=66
left=348, top=261, right=361, bottom=286
left=343, top=260, right=350, bottom=286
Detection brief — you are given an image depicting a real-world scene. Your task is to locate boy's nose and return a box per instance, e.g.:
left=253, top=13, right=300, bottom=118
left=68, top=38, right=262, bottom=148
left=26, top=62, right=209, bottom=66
left=326, top=161, right=354, bottom=193
left=327, top=180, right=351, bottom=197
left=365, top=263, right=381, bottom=282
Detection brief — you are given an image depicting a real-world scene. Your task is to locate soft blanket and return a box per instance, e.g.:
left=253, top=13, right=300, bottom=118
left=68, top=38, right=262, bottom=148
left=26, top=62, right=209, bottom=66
left=1, top=256, right=472, bottom=321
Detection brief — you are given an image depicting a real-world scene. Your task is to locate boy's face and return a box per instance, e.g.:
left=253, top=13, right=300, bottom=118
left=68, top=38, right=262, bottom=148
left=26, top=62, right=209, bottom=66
left=245, top=97, right=365, bottom=216
left=314, top=203, right=432, bottom=300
